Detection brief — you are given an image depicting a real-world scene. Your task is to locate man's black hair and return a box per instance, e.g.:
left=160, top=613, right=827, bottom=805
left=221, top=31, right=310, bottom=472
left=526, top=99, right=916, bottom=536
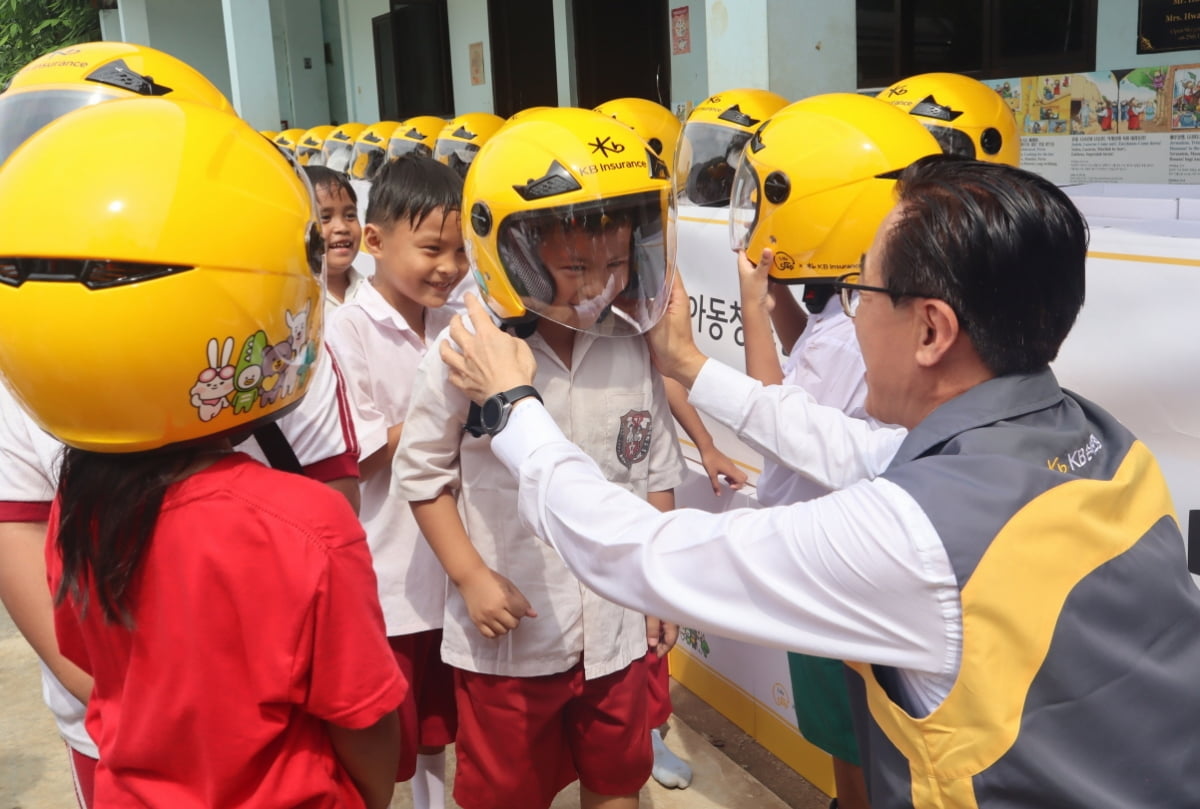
left=882, top=155, right=1088, bottom=376
left=366, top=154, right=463, bottom=230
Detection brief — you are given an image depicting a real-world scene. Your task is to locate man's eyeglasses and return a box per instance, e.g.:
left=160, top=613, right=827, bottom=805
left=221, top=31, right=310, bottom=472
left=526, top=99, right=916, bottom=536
left=831, top=271, right=937, bottom=318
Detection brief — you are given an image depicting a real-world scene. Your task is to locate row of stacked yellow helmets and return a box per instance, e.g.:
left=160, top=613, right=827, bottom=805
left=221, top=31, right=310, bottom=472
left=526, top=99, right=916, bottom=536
left=0, top=41, right=325, bottom=452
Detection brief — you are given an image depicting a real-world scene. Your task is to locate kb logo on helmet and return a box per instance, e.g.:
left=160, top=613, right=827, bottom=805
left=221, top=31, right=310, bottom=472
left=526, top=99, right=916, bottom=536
left=588, top=135, right=625, bottom=158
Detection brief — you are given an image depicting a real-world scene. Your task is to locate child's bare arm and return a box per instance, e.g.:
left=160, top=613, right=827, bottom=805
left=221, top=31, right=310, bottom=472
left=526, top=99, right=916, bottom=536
left=663, top=379, right=747, bottom=496
left=644, top=489, right=679, bottom=656
left=412, top=490, right=536, bottom=638
left=358, top=422, right=404, bottom=481
left=327, top=712, right=400, bottom=809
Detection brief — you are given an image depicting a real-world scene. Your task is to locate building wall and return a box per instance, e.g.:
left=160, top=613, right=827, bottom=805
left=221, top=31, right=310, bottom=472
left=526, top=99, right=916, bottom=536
left=145, top=0, right=232, bottom=99
left=669, top=1, right=708, bottom=115
left=447, top=0, right=494, bottom=113
left=1097, top=0, right=1200, bottom=68
left=322, top=0, right=351, bottom=124
left=766, top=0, right=855, bottom=100
left=340, top=0, right=389, bottom=123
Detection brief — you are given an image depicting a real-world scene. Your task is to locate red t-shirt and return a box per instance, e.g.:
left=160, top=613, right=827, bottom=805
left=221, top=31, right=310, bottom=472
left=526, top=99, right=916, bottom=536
left=47, top=453, right=407, bottom=808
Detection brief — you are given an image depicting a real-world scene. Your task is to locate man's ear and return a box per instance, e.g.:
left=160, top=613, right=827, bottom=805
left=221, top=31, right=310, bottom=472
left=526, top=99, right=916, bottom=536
left=914, top=298, right=961, bottom=368
left=363, top=223, right=385, bottom=259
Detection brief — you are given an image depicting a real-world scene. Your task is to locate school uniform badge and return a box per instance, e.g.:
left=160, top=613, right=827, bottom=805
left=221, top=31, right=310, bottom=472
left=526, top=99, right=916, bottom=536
left=616, top=409, right=652, bottom=467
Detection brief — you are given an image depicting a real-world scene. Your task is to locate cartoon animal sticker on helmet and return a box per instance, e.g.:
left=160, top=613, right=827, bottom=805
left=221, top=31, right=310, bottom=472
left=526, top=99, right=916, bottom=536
left=676, top=88, right=788, bottom=207
left=433, top=112, right=504, bottom=178
left=463, top=107, right=675, bottom=337
left=877, top=72, right=1020, bottom=165
left=0, top=40, right=233, bottom=167
left=0, top=97, right=324, bottom=452
left=728, top=93, right=941, bottom=284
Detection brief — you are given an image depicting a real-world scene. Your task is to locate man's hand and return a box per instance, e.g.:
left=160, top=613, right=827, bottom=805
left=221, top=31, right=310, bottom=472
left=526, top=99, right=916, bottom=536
left=458, top=566, right=537, bottom=638
left=441, top=293, right=537, bottom=405
left=646, top=270, right=708, bottom=389
left=646, top=616, right=679, bottom=658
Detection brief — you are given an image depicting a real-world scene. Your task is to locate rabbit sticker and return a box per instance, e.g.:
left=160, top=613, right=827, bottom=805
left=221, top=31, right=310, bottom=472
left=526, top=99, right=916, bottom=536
left=281, top=302, right=311, bottom=398
left=190, top=337, right=235, bottom=421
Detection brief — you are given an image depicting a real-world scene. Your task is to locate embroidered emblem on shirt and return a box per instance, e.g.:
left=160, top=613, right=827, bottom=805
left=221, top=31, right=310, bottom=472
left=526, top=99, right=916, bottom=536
left=615, top=409, right=652, bottom=468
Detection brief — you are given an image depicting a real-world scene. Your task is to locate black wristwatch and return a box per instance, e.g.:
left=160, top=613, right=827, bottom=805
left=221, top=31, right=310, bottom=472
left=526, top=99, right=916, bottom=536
left=476, top=385, right=542, bottom=436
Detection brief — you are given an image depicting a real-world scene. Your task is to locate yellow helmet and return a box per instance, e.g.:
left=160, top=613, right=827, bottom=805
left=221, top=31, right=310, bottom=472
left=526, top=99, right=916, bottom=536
left=273, top=127, right=306, bottom=154
left=877, top=72, right=1020, bottom=165
left=350, top=120, right=399, bottom=180
left=386, top=115, right=444, bottom=160
left=0, top=98, right=324, bottom=452
left=594, top=97, right=682, bottom=176
left=296, top=124, right=336, bottom=166
left=0, top=40, right=232, bottom=167
left=321, top=122, right=366, bottom=173
left=434, top=112, right=504, bottom=178
left=259, top=129, right=279, bottom=140
left=677, top=88, right=788, bottom=207
left=464, top=108, right=674, bottom=336
left=729, top=93, right=941, bottom=284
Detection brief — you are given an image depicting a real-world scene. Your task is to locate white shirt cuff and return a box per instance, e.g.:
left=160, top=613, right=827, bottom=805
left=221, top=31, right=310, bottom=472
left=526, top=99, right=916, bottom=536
left=490, top=397, right=565, bottom=476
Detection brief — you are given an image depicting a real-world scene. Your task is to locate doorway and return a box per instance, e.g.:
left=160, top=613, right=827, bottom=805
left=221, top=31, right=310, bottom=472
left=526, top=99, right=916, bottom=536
left=488, top=0, right=558, bottom=117
left=572, top=0, right=670, bottom=109
left=373, top=0, right=455, bottom=120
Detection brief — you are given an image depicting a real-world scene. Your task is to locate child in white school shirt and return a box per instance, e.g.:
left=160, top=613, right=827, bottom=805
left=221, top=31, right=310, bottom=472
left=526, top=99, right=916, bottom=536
left=325, top=155, right=467, bottom=809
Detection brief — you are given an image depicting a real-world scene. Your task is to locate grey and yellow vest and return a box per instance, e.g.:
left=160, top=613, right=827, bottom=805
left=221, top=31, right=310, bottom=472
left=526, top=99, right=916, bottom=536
left=846, top=369, right=1200, bottom=808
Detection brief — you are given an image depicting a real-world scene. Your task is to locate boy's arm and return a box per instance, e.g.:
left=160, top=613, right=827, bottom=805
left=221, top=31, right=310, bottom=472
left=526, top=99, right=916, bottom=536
left=411, top=491, right=536, bottom=638
left=358, top=423, right=404, bottom=481
left=738, top=247, right=807, bottom=386
left=663, top=378, right=747, bottom=495
left=327, top=713, right=400, bottom=809
left=644, top=489, right=679, bottom=657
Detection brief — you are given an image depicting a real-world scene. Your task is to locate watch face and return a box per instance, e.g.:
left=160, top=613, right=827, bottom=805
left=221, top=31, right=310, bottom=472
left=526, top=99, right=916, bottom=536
left=481, top=396, right=505, bottom=433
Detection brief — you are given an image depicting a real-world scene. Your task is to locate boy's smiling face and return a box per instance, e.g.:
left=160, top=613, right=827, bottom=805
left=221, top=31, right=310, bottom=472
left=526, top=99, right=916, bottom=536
left=368, top=207, right=468, bottom=313
left=315, top=184, right=361, bottom=279
left=536, top=223, right=632, bottom=330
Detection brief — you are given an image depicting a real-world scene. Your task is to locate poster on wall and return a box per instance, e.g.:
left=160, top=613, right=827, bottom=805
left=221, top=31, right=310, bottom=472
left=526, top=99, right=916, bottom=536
left=469, top=42, right=485, bottom=86
left=672, top=6, right=691, bottom=55
left=977, top=58, right=1200, bottom=185
left=1138, top=0, right=1200, bottom=54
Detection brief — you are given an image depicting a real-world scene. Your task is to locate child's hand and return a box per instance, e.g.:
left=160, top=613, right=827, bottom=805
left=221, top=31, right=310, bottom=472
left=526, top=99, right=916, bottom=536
left=458, top=567, right=537, bottom=638
left=737, top=247, right=775, bottom=311
left=646, top=616, right=679, bottom=658
left=698, top=445, right=748, bottom=496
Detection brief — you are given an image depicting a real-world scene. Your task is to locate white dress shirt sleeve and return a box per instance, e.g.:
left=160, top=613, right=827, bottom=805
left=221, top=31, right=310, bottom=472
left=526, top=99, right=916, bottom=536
left=491, top=399, right=960, bottom=681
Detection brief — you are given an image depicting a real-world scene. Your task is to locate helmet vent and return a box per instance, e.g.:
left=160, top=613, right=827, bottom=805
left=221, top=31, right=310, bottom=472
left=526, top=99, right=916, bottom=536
left=764, top=171, right=790, bottom=204
left=363, top=131, right=383, bottom=143
left=513, top=161, right=583, bottom=201
left=453, top=126, right=477, bottom=140
left=718, top=105, right=760, bottom=128
left=85, top=60, right=173, bottom=96
left=910, top=95, right=963, bottom=122
left=980, top=127, right=1002, bottom=155
left=0, top=258, right=192, bottom=289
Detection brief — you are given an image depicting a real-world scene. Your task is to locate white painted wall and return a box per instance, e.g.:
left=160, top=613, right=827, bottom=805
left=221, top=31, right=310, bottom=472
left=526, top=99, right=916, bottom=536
left=146, top=0, right=232, bottom=99
left=551, top=0, right=574, bottom=107
left=278, top=0, right=334, bottom=127
left=669, top=1, right=708, bottom=115
left=321, top=0, right=350, bottom=123
left=704, top=0, right=770, bottom=92
left=447, top=0, right=493, bottom=113
left=1097, top=0, right=1200, bottom=69
left=766, top=0, right=855, bottom=100
left=341, top=0, right=389, bottom=123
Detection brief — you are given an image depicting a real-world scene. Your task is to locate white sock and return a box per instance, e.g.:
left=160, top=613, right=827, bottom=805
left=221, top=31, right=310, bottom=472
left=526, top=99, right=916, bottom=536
left=651, top=726, right=693, bottom=789
left=412, top=751, right=446, bottom=809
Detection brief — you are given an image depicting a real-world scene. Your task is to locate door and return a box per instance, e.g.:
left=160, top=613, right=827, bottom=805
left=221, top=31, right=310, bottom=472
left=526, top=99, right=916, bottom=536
left=572, top=0, right=670, bottom=109
left=488, top=0, right=558, bottom=117
left=373, top=0, right=455, bottom=120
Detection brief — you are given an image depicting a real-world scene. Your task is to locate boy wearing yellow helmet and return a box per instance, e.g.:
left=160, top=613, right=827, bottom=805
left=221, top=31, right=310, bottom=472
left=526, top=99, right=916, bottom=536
left=394, top=109, right=686, bottom=809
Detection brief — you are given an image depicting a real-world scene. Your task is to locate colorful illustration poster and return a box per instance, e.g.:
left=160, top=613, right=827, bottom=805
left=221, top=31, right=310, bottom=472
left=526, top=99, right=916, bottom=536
left=1169, top=63, right=1200, bottom=128
left=1019, top=74, right=1073, bottom=135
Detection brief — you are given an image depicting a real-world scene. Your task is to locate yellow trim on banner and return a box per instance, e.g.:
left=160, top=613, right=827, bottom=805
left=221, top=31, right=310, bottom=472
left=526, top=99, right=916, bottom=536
left=1087, top=251, right=1200, bottom=268
left=677, top=437, right=763, bottom=474
left=669, top=647, right=836, bottom=796
left=678, top=214, right=731, bottom=226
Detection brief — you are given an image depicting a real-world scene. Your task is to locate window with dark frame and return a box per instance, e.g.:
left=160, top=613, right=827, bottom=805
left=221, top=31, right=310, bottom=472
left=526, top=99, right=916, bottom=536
left=857, top=0, right=1096, bottom=89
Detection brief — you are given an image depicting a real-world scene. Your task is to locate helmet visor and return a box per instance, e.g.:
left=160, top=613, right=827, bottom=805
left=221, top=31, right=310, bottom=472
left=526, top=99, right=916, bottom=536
left=387, top=138, right=432, bottom=161
left=435, top=140, right=481, bottom=178
left=0, top=87, right=125, bottom=166
left=922, top=123, right=977, bottom=158
left=323, top=140, right=355, bottom=173
left=675, top=122, right=752, bottom=207
left=728, top=160, right=760, bottom=252
left=296, top=145, right=324, bottom=166
left=494, top=190, right=675, bottom=337
left=351, top=142, right=387, bottom=180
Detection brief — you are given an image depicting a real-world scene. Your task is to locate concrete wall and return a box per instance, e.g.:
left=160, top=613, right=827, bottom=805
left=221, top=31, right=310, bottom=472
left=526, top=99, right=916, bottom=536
left=322, top=0, right=350, bottom=123
left=447, top=0, right=493, bottom=113
left=275, top=0, right=333, bottom=127
left=766, top=0, right=855, bottom=100
left=669, top=1, right=708, bottom=115
left=145, top=0, right=232, bottom=98
left=704, top=0, right=769, bottom=92
left=340, top=0, right=389, bottom=123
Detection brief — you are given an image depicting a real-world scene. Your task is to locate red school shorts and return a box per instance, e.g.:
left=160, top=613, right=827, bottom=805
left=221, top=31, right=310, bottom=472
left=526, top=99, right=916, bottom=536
left=452, top=656, right=652, bottom=809
left=646, top=650, right=673, bottom=729
left=388, top=630, right=458, bottom=782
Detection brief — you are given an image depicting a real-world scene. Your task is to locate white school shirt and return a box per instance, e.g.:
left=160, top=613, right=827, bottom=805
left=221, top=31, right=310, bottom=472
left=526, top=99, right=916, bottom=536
left=490, top=359, right=963, bottom=716
left=324, top=265, right=368, bottom=320
left=756, top=305, right=877, bottom=507
left=394, top=328, right=687, bottom=680
left=326, top=283, right=453, bottom=636
left=0, top=382, right=96, bottom=758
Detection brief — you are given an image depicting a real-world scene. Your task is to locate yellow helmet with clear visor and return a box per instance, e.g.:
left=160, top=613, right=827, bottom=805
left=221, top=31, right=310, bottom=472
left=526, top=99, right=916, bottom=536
left=464, top=107, right=675, bottom=337
left=296, top=124, right=336, bottom=165
left=321, top=122, right=366, bottom=173
left=594, top=97, right=682, bottom=180
left=0, top=98, right=325, bottom=452
left=434, top=112, right=504, bottom=178
left=273, top=127, right=306, bottom=155
left=877, top=72, right=1020, bottom=166
left=676, top=88, right=787, bottom=207
left=0, top=40, right=232, bottom=168
left=350, top=121, right=399, bottom=179
left=387, top=115, right=444, bottom=160
left=729, top=93, right=941, bottom=283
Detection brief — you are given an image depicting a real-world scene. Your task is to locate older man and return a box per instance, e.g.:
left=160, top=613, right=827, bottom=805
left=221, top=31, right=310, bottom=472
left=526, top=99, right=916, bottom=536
left=440, top=156, right=1200, bottom=808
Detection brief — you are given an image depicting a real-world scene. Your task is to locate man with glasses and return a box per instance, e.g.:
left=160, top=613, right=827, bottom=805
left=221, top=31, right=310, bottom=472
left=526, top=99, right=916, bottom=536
left=438, top=153, right=1200, bottom=808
